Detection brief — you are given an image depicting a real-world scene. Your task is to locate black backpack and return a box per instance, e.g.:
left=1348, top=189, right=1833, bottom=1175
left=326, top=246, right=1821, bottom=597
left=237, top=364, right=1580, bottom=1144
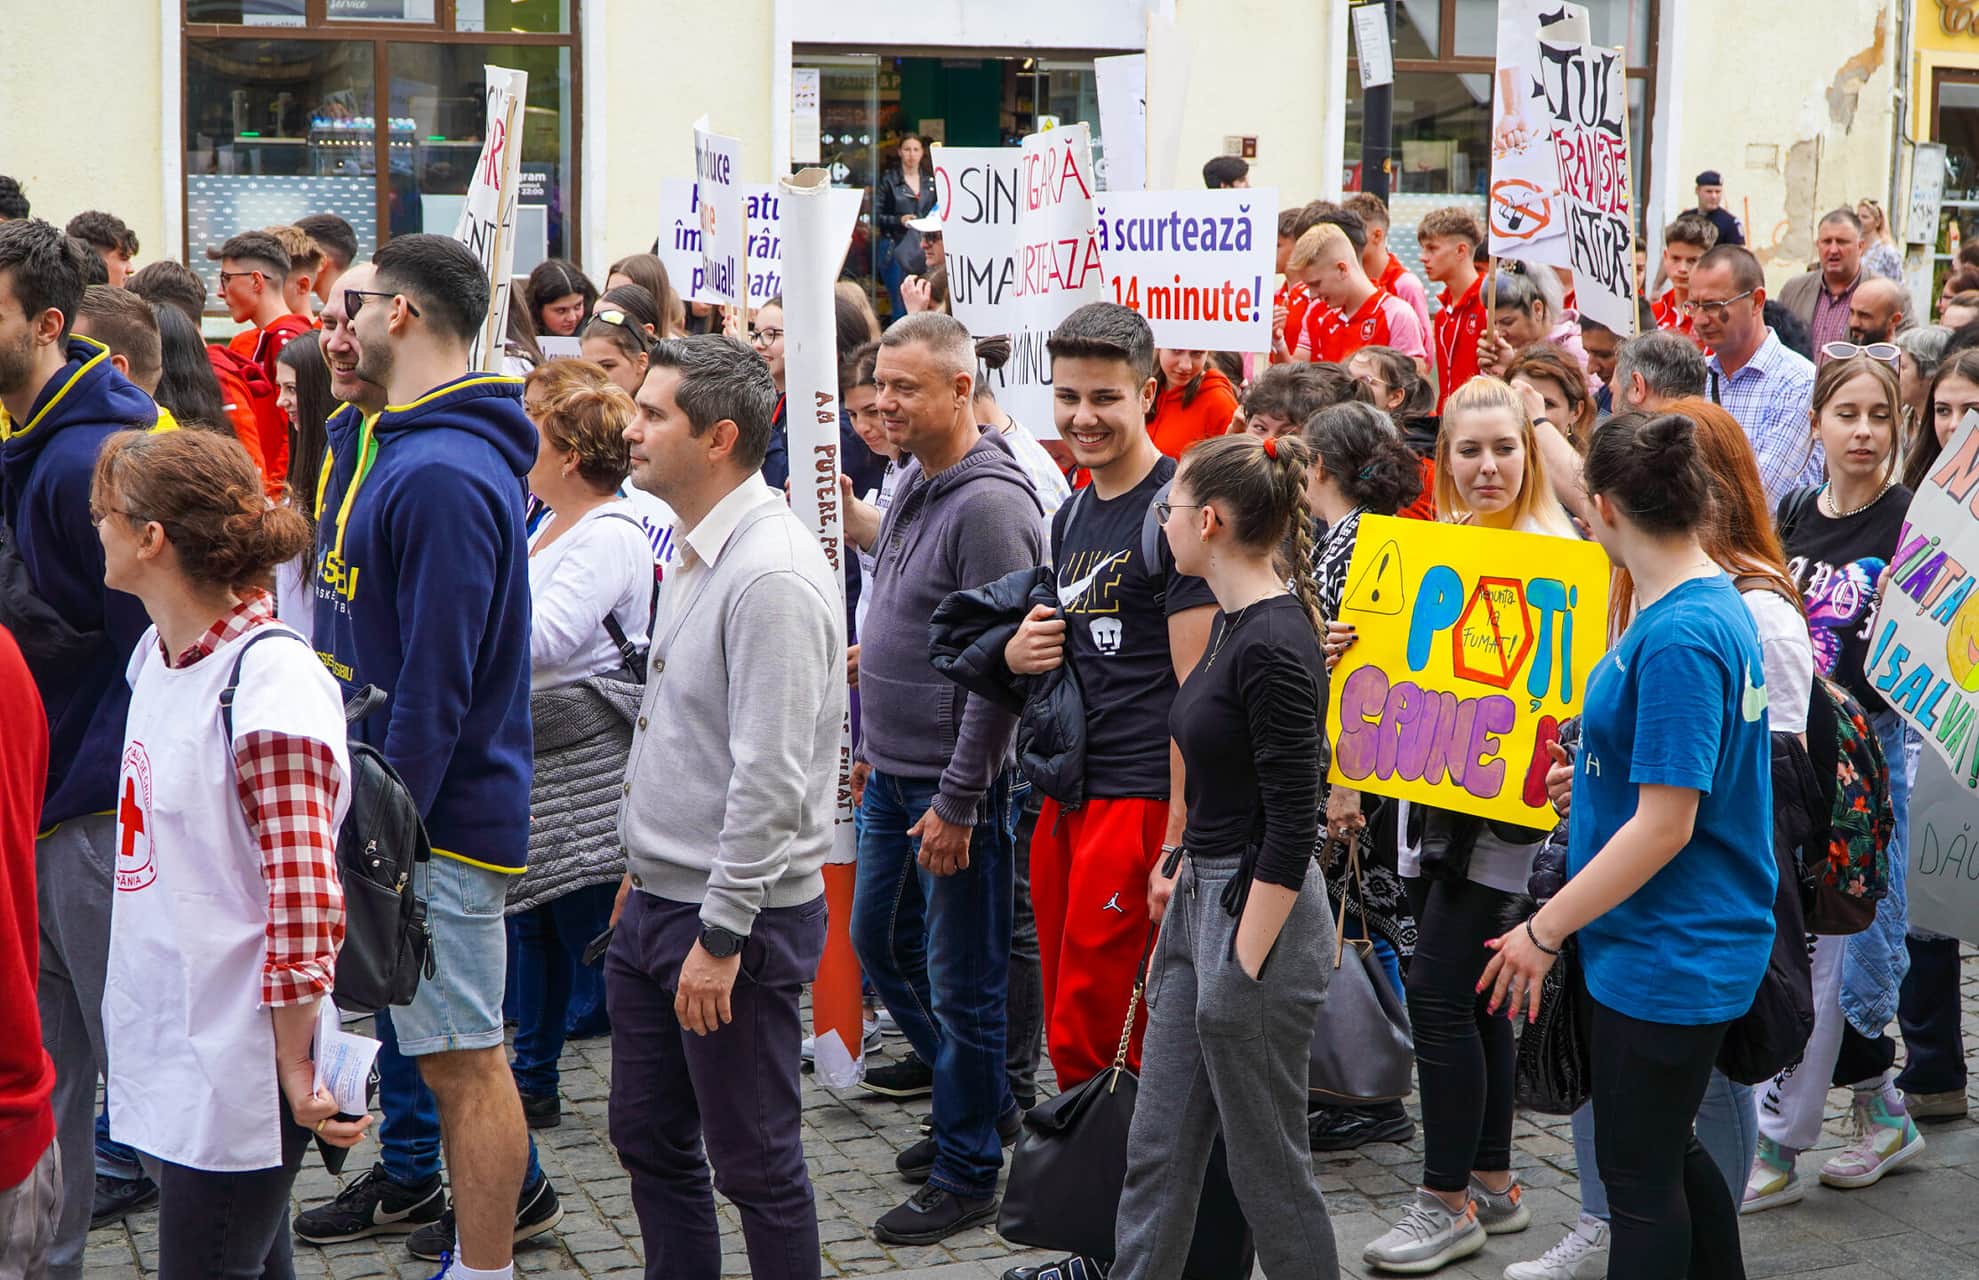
left=222, top=627, right=435, bottom=1015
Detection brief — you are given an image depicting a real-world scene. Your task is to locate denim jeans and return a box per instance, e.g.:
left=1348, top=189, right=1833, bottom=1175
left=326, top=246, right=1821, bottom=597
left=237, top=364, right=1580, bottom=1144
left=1692, top=1070, right=1756, bottom=1200
left=851, top=770, right=1015, bottom=1198
left=94, top=1103, right=144, bottom=1181
left=374, top=1006, right=542, bottom=1189
left=511, top=881, right=619, bottom=1098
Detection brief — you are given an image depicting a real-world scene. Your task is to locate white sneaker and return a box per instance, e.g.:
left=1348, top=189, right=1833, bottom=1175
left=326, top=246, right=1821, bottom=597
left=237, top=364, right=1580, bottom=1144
left=800, top=1015, right=882, bottom=1063
left=1503, top=1215, right=1609, bottom=1280
left=875, top=1006, right=903, bottom=1036
left=1363, top=1189, right=1487, bottom=1274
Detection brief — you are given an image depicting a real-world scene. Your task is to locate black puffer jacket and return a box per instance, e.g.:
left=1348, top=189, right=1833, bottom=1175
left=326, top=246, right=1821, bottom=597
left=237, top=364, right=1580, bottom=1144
left=929, top=565, right=1087, bottom=807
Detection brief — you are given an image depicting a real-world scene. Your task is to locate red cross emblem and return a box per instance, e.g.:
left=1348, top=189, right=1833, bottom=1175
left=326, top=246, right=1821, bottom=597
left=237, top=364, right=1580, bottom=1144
left=116, top=744, right=155, bottom=892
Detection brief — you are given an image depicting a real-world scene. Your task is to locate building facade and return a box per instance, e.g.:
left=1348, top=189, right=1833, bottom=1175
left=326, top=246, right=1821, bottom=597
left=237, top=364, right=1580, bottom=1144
left=0, top=0, right=1901, bottom=305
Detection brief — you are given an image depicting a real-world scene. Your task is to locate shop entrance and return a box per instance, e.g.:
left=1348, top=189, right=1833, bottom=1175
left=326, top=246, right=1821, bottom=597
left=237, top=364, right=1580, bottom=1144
left=795, top=51, right=1105, bottom=318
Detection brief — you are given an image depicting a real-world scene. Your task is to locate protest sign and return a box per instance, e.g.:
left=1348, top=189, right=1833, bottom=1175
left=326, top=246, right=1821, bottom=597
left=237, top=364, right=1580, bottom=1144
left=692, top=120, right=745, bottom=307
left=1865, top=410, right=1979, bottom=788
left=1535, top=37, right=1639, bottom=336
left=778, top=167, right=864, bottom=1089
left=451, top=65, right=527, bottom=372
left=936, top=126, right=1104, bottom=435
left=1093, top=53, right=1146, bottom=191
left=1094, top=188, right=1275, bottom=351
left=1325, top=516, right=1610, bottom=827
left=1906, top=748, right=1979, bottom=943
left=1488, top=1, right=1586, bottom=267
left=657, top=179, right=861, bottom=309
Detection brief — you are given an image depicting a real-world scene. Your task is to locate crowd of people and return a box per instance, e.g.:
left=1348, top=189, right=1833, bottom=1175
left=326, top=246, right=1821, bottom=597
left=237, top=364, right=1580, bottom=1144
left=0, top=152, right=1967, bottom=1280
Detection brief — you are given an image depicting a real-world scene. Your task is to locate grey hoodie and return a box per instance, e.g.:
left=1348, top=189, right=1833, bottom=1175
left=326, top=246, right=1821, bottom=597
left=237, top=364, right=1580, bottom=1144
left=857, top=429, right=1045, bottom=825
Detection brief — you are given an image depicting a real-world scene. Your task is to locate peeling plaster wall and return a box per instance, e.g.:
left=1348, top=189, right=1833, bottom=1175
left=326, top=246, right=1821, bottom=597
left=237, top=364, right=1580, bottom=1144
left=1671, top=1, right=1898, bottom=287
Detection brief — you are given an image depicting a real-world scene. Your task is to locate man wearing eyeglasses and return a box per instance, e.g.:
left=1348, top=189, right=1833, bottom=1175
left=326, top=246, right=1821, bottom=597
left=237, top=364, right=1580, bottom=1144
left=217, top=230, right=314, bottom=480
left=1689, top=244, right=1823, bottom=507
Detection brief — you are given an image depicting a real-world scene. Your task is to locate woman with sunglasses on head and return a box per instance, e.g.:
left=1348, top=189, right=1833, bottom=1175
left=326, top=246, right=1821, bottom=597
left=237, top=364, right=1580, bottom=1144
left=1743, top=354, right=1924, bottom=1212
left=1484, top=411, right=1773, bottom=1280
left=1112, top=432, right=1339, bottom=1280
left=1360, top=376, right=1573, bottom=1274
left=93, top=427, right=368, bottom=1278
left=579, top=285, right=660, bottom=398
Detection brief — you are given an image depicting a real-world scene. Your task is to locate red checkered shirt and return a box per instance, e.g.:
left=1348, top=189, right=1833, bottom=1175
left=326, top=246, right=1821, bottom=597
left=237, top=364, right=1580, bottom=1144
left=165, top=590, right=345, bottom=1007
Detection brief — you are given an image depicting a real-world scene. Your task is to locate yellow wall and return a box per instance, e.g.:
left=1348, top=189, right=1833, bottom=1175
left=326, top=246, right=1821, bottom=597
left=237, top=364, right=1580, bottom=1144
left=593, top=0, right=775, bottom=269
left=0, top=0, right=169, bottom=256
left=1668, top=0, right=1898, bottom=285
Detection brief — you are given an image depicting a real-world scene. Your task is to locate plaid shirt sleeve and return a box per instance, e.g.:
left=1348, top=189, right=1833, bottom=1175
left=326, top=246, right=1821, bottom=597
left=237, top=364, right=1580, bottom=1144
left=234, top=731, right=346, bottom=1007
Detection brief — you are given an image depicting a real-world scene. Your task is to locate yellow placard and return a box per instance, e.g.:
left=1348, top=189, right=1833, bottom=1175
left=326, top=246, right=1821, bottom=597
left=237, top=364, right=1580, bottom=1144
left=1325, top=516, right=1611, bottom=827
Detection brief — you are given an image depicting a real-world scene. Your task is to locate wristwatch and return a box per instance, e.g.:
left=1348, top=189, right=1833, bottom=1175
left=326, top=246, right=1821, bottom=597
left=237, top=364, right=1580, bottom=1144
left=699, top=923, right=746, bottom=958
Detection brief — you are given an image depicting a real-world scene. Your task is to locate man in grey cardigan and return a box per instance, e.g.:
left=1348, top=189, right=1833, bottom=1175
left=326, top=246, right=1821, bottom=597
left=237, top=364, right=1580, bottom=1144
left=609, top=335, right=845, bottom=1280
left=844, top=313, right=1045, bottom=1245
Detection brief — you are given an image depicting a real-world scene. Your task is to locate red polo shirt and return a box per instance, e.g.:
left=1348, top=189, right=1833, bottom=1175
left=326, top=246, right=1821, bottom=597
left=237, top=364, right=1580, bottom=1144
left=1306, top=290, right=1428, bottom=365
left=1434, top=273, right=1487, bottom=410
left=1651, top=290, right=1695, bottom=337
left=1273, top=279, right=1313, bottom=364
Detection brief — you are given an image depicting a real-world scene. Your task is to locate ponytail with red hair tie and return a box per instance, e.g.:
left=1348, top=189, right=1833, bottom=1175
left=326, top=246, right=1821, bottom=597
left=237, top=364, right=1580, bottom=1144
left=1261, top=434, right=1279, bottom=460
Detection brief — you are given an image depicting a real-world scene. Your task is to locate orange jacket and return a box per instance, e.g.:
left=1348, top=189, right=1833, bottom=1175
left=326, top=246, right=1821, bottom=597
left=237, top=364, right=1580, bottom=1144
left=1147, top=366, right=1239, bottom=460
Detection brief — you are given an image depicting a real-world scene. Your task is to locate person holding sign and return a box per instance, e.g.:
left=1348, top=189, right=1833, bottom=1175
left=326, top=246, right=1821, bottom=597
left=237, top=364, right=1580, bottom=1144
left=1112, top=432, right=1340, bottom=1280
left=1746, top=356, right=1923, bottom=1212
left=1482, top=412, right=1771, bottom=1280
left=94, top=427, right=369, bottom=1274
left=1359, top=377, right=1573, bottom=1274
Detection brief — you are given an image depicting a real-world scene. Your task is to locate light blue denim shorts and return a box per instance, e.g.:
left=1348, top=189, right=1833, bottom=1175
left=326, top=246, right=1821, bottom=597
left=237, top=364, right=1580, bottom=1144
left=391, top=855, right=514, bottom=1056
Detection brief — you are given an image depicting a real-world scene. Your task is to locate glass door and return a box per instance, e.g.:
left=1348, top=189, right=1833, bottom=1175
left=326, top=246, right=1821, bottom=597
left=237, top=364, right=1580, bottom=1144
left=797, top=54, right=881, bottom=297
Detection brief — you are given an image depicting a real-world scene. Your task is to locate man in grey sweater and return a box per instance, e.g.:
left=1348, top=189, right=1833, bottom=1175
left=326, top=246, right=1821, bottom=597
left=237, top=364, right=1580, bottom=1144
left=844, top=314, right=1045, bottom=1245
left=609, top=335, right=845, bottom=1280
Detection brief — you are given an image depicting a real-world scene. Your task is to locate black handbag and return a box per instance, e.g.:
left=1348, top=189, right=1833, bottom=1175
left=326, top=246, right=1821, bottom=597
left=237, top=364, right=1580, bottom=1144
left=1310, top=837, right=1415, bottom=1105
left=1512, top=935, right=1593, bottom=1115
left=998, top=928, right=1255, bottom=1280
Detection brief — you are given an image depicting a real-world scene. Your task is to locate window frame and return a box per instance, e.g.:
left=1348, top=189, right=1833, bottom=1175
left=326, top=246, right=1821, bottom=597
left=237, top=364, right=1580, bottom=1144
left=181, top=0, right=582, bottom=269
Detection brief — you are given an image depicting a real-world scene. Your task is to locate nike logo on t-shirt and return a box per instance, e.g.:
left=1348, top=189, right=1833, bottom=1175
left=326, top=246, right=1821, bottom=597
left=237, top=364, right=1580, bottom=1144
left=1057, top=551, right=1130, bottom=610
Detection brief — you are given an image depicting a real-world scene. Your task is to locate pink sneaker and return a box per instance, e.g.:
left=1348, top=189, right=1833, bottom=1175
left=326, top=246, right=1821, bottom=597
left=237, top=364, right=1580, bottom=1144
left=1818, top=1094, right=1925, bottom=1189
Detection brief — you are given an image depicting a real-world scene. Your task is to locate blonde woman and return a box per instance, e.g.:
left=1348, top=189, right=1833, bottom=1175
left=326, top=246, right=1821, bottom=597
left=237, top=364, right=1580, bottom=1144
left=1856, top=200, right=1903, bottom=282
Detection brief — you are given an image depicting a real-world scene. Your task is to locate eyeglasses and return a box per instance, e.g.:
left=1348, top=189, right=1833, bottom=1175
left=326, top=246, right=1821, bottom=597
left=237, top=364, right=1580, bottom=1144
left=88, top=504, right=142, bottom=526
left=748, top=326, right=784, bottom=348
left=1679, top=289, right=1756, bottom=321
left=1822, top=340, right=1900, bottom=367
left=1152, top=500, right=1205, bottom=525
left=345, top=290, right=421, bottom=319
left=216, top=270, right=262, bottom=287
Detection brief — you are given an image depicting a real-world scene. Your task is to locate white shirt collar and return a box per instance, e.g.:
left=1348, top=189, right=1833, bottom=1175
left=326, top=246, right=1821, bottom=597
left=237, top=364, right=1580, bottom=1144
left=678, top=477, right=778, bottom=572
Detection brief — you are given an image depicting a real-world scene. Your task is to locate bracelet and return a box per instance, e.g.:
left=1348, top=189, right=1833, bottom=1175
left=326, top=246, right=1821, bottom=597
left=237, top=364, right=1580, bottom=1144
left=1160, top=844, right=1186, bottom=876
left=1525, top=917, right=1561, bottom=956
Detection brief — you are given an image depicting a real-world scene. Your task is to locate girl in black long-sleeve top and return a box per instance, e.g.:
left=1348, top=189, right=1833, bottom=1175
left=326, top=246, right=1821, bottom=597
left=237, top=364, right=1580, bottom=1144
left=874, top=136, right=936, bottom=317
left=1112, top=433, right=1341, bottom=1280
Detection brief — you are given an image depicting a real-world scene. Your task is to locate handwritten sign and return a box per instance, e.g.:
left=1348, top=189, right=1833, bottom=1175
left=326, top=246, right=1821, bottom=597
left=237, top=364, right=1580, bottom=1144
left=692, top=120, right=745, bottom=307
left=1488, top=1, right=1586, bottom=266
left=1866, top=411, right=1979, bottom=787
left=1536, top=37, right=1639, bottom=336
left=657, top=179, right=862, bottom=309
left=1906, top=748, right=1979, bottom=943
left=451, top=65, right=527, bottom=372
left=1325, top=516, right=1610, bottom=827
left=1095, top=189, right=1275, bottom=350
left=936, top=126, right=1105, bottom=436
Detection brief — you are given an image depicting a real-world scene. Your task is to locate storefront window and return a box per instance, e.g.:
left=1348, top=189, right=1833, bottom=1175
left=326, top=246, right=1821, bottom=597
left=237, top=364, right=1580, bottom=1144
left=184, top=39, right=381, bottom=300
left=183, top=3, right=579, bottom=295
left=388, top=43, right=574, bottom=266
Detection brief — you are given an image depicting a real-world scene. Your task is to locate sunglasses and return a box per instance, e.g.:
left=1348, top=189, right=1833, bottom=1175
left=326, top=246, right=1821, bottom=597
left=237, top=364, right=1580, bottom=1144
left=592, top=309, right=653, bottom=350
left=1152, top=500, right=1205, bottom=525
left=1822, top=340, right=1900, bottom=367
left=345, top=289, right=421, bottom=319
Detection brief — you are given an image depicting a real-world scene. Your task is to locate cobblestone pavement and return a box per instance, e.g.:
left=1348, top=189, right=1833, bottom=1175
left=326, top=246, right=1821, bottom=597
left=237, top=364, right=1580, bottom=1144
left=84, top=973, right=1979, bottom=1280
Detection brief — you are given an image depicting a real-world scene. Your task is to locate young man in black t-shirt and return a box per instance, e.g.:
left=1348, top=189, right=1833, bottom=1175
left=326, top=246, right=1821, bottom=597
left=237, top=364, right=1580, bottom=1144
left=1004, top=301, right=1216, bottom=1184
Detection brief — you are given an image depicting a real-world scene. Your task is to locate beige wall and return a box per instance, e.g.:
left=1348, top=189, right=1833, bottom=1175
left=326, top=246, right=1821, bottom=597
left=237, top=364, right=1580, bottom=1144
left=1664, top=0, right=1899, bottom=288
left=0, top=0, right=169, bottom=258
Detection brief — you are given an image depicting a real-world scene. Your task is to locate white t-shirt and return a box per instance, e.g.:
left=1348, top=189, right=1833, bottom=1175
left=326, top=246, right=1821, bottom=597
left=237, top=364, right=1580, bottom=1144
left=1741, top=586, right=1813, bottom=735
left=1000, top=419, right=1071, bottom=526
left=527, top=501, right=656, bottom=691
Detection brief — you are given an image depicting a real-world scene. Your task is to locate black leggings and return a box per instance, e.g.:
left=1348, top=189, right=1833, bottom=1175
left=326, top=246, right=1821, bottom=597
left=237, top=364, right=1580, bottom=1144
left=1590, top=997, right=1744, bottom=1280
left=1404, top=876, right=1515, bottom=1193
left=156, top=1105, right=311, bottom=1280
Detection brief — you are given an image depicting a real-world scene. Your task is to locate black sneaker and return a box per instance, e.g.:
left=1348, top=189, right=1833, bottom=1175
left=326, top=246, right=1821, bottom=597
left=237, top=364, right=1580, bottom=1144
left=520, top=1091, right=560, bottom=1130
left=1307, top=1100, right=1416, bottom=1152
left=858, top=1052, right=934, bottom=1100
left=1004, top=1257, right=1113, bottom=1280
left=90, top=1173, right=159, bottom=1229
left=405, top=1174, right=565, bottom=1261
left=293, top=1163, right=445, bottom=1244
left=872, top=1183, right=999, bottom=1244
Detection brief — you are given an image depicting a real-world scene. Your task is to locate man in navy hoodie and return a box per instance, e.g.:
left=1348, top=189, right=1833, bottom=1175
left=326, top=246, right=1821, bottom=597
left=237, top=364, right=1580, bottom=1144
left=312, top=235, right=547, bottom=1277
left=0, top=218, right=162, bottom=1280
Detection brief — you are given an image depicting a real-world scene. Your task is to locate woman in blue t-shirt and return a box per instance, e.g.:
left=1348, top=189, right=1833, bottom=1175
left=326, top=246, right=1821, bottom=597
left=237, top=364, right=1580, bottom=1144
left=1481, top=412, right=1774, bottom=1280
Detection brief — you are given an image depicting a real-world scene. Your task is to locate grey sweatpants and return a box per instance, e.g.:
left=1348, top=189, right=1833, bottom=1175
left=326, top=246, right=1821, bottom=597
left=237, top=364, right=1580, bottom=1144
left=0, top=1141, right=61, bottom=1280
left=1112, top=854, right=1340, bottom=1280
left=35, top=816, right=114, bottom=1280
